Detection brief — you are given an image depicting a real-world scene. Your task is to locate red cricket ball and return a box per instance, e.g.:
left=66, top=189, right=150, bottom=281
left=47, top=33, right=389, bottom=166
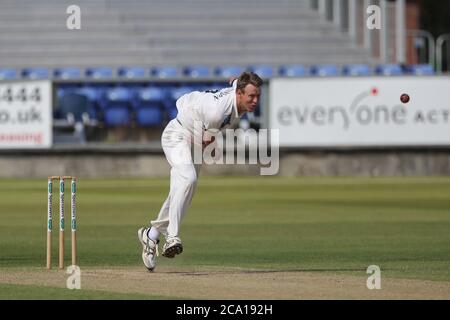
left=400, top=93, right=410, bottom=104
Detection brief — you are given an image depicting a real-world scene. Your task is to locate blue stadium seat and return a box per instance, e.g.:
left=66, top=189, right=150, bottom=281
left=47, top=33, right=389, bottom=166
left=56, top=84, right=80, bottom=100
left=118, top=66, right=147, bottom=79
left=54, top=67, right=82, bottom=79
left=405, top=64, right=434, bottom=75
left=22, top=67, right=50, bottom=79
left=77, top=86, right=110, bottom=120
left=249, top=65, right=275, bottom=78
left=310, top=65, right=339, bottom=77
left=133, top=87, right=165, bottom=108
left=0, top=68, right=17, bottom=80
left=104, top=107, right=132, bottom=127
left=163, top=86, right=195, bottom=118
left=278, top=64, right=306, bottom=77
left=101, top=87, right=133, bottom=109
left=135, top=107, right=164, bottom=127
left=76, top=86, right=104, bottom=104
left=99, top=86, right=133, bottom=126
left=342, top=64, right=371, bottom=76
left=183, top=65, right=210, bottom=78
left=133, top=87, right=165, bottom=126
left=85, top=67, right=114, bottom=79
left=375, top=64, right=403, bottom=76
left=166, top=107, right=178, bottom=120
left=53, top=92, right=99, bottom=143
left=75, top=86, right=105, bottom=119
left=151, top=66, right=179, bottom=78
left=171, top=86, right=195, bottom=102
left=58, top=93, right=90, bottom=122
left=215, top=65, right=244, bottom=78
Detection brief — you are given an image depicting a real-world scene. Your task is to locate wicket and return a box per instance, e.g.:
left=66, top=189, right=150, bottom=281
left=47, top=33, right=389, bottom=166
left=46, top=176, right=77, bottom=269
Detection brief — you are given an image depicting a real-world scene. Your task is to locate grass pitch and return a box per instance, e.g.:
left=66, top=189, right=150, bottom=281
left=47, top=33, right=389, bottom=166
left=0, top=176, right=449, bottom=299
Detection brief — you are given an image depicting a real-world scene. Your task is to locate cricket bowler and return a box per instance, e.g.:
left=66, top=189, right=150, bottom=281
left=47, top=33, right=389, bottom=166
left=138, top=71, right=263, bottom=271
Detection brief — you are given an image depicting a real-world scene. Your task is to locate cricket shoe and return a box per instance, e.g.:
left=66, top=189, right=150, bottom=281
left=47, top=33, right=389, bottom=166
left=137, top=227, right=159, bottom=271
left=162, top=236, right=183, bottom=258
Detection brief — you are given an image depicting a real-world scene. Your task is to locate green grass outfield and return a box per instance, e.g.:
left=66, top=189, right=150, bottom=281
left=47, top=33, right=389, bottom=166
left=1, top=176, right=449, bottom=299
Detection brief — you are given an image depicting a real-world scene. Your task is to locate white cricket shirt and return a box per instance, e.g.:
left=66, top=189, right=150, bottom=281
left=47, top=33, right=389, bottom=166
left=175, top=80, right=241, bottom=140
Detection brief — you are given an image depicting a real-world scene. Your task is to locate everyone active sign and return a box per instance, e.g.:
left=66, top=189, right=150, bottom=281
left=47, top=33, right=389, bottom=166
left=269, top=77, right=450, bottom=147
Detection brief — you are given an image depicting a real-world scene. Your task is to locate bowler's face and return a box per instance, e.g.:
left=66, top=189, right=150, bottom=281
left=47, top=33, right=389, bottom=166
left=238, top=84, right=261, bottom=113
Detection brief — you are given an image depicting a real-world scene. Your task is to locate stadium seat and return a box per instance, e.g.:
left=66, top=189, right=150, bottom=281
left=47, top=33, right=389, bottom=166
left=54, top=92, right=100, bottom=143
left=136, top=86, right=163, bottom=107
left=151, top=66, right=179, bottom=78
left=183, top=65, right=210, bottom=78
left=0, top=68, right=17, bottom=80
left=76, top=86, right=104, bottom=104
left=166, top=107, right=178, bottom=120
left=405, top=64, right=435, bottom=75
left=118, top=66, right=147, bottom=79
left=85, top=67, right=114, bottom=79
left=278, top=64, right=306, bottom=77
left=56, top=84, right=80, bottom=101
left=342, top=64, right=371, bottom=76
left=54, top=67, right=82, bottom=79
left=163, top=86, right=195, bottom=118
left=132, top=87, right=165, bottom=127
left=170, top=86, right=195, bottom=102
left=310, top=65, right=339, bottom=77
left=22, top=67, right=50, bottom=79
left=103, top=107, right=132, bottom=127
left=374, top=64, right=403, bottom=76
left=99, top=87, right=134, bottom=127
left=135, top=107, right=164, bottom=127
left=249, top=65, right=275, bottom=78
left=76, top=86, right=110, bottom=121
left=58, top=93, right=97, bottom=123
left=215, top=65, right=245, bottom=78
left=133, top=87, right=165, bottom=107
left=101, top=87, right=133, bottom=109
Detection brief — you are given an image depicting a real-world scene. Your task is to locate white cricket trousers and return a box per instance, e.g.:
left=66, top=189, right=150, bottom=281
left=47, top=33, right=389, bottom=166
left=150, top=118, right=201, bottom=238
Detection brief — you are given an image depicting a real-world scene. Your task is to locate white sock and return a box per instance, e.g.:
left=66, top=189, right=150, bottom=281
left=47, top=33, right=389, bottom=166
left=148, top=227, right=160, bottom=242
